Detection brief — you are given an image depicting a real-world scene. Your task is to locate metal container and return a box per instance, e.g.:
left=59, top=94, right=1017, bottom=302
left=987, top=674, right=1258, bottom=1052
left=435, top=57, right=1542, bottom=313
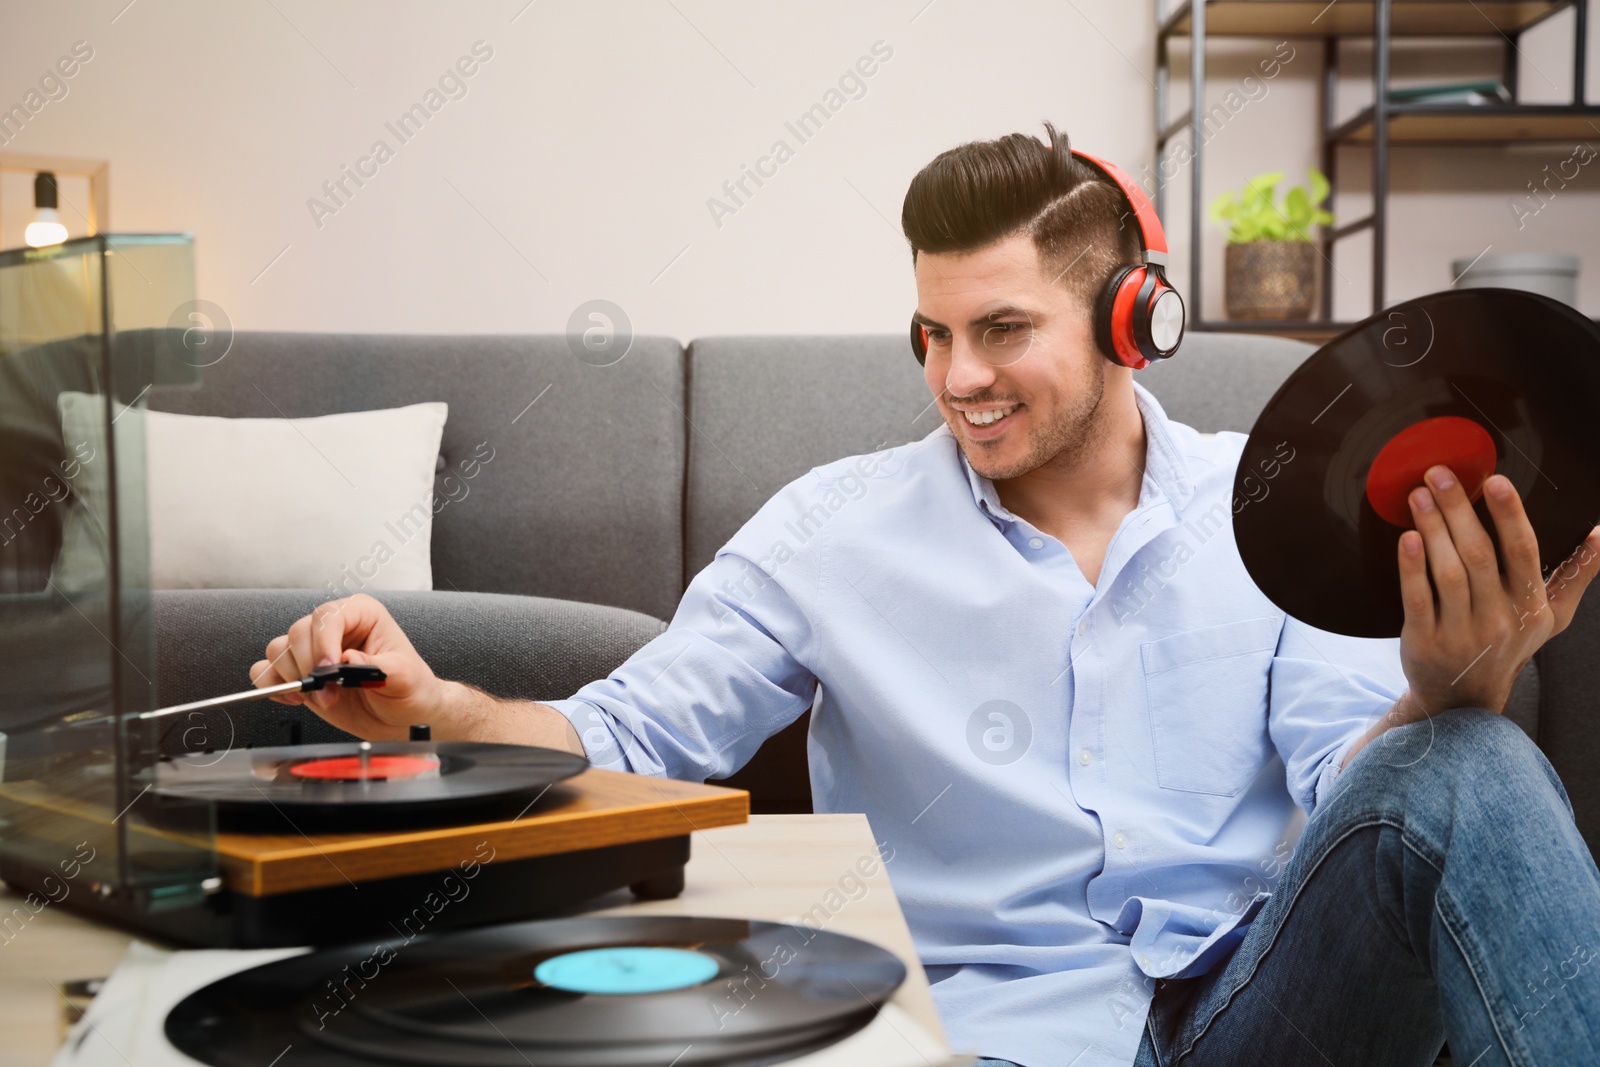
left=1451, top=252, right=1580, bottom=307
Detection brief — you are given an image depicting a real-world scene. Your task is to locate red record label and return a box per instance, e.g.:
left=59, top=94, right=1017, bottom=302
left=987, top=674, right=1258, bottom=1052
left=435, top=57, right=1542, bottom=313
left=153, top=742, right=589, bottom=833
left=1365, top=415, right=1497, bottom=528
left=289, top=754, right=440, bottom=781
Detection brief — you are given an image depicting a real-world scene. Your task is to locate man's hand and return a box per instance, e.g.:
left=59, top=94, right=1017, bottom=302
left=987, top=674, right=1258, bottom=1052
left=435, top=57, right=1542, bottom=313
left=249, top=594, right=446, bottom=740
left=249, top=593, right=586, bottom=754
left=1397, top=465, right=1600, bottom=718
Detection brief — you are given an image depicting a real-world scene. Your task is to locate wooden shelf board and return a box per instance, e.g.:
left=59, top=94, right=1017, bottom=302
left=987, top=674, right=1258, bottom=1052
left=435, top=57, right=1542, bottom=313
left=1192, top=320, right=1350, bottom=343
left=1163, top=1, right=1572, bottom=38
left=1335, top=106, right=1600, bottom=142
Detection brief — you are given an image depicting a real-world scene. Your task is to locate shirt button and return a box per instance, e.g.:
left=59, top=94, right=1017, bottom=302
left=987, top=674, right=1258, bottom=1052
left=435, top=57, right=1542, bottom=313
left=1076, top=618, right=1089, bottom=636
left=1077, top=748, right=1092, bottom=766
left=1113, top=831, right=1128, bottom=849
left=1027, top=536, right=1044, bottom=550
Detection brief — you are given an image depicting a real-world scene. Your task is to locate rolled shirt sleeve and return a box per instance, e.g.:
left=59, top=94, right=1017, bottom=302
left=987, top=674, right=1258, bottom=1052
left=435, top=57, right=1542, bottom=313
left=1267, top=617, right=1408, bottom=815
left=542, top=473, right=830, bottom=782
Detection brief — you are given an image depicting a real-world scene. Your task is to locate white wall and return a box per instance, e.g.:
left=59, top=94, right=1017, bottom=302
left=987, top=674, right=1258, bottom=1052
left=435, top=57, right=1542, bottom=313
left=1, top=0, right=1596, bottom=337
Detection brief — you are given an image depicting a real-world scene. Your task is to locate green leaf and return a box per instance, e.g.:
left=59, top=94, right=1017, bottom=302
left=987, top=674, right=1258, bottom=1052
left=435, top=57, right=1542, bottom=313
left=1284, top=186, right=1311, bottom=230
left=1212, top=168, right=1334, bottom=242
left=1309, top=167, right=1330, bottom=206
left=1244, top=171, right=1283, bottom=212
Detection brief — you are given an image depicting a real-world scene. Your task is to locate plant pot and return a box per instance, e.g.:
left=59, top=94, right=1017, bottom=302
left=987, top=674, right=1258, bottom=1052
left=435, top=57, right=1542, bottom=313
left=1224, top=240, right=1317, bottom=320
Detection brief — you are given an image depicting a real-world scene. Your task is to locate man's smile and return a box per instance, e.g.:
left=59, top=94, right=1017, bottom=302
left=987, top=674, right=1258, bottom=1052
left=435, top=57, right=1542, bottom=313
left=949, top=400, right=1023, bottom=438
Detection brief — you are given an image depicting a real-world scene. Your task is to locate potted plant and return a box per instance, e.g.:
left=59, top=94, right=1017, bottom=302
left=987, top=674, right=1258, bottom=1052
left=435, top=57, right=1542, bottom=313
left=1209, top=169, right=1333, bottom=321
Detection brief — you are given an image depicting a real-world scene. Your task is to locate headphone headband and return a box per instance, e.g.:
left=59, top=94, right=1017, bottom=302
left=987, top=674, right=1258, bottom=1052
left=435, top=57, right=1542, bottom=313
left=1068, top=149, right=1169, bottom=266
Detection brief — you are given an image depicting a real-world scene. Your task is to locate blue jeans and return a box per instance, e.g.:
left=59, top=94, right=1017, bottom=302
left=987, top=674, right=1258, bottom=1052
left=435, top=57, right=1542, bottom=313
left=980, top=708, right=1600, bottom=1067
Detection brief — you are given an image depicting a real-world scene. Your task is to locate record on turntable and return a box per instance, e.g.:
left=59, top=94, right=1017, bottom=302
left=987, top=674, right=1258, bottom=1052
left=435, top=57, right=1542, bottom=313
left=150, top=740, right=589, bottom=832
left=1233, top=288, right=1600, bottom=638
left=164, top=914, right=908, bottom=1066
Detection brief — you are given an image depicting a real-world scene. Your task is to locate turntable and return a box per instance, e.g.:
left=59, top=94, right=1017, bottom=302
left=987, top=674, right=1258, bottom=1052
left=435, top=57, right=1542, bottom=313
left=0, top=235, right=749, bottom=950
left=0, top=668, right=748, bottom=947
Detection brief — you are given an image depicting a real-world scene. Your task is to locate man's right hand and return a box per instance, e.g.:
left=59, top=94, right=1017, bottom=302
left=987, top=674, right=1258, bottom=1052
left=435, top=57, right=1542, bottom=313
left=250, top=594, right=445, bottom=741
left=249, top=594, right=588, bottom=755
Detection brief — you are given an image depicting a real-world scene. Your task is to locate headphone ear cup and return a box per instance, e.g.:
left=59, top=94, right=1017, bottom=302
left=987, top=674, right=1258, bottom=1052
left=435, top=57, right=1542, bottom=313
left=1094, top=266, right=1141, bottom=366
left=1139, top=278, right=1185, bottom=362
left=909, top=317, right=928, bottom=365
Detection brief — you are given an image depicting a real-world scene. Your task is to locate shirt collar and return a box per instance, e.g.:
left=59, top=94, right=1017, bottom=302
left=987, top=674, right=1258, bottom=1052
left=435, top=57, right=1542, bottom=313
left=957, top=379, right=1196, bottom=526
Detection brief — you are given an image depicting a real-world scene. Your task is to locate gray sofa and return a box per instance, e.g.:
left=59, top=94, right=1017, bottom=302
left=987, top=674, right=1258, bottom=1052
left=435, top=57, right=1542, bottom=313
left=147, top=331, right=1596, bottom=853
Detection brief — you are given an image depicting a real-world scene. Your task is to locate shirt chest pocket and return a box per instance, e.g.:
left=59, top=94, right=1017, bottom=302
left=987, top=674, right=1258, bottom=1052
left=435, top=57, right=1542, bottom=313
left=1142, top=616, right=1281, bottom=797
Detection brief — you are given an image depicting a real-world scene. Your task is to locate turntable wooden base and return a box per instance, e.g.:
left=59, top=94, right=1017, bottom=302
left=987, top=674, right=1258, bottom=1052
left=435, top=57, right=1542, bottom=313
left=211, top=766, right=747, bottom=895
left=0, top=767, right=749, bottom=948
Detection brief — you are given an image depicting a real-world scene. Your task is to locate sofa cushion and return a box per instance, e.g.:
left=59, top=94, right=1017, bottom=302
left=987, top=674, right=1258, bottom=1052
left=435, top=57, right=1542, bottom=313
left=151, top=588, right=667, bottom=753
left=138, top=400, right=445, bottom=591
left=683, top=336, right=933, bottom=582
left=148, top=333, right=686, bottom=621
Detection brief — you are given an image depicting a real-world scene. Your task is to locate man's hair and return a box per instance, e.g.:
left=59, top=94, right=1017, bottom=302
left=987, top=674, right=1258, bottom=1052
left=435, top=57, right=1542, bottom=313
left=900, top=121, right=1142, bottom=313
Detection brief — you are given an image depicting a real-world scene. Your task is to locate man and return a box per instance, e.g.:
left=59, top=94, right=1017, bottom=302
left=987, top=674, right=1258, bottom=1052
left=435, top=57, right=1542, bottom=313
left=253, top=124, right=1600, bottom=1066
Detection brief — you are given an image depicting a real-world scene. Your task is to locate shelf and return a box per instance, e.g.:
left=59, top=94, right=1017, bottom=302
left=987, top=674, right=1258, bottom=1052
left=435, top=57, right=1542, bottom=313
left=1157, top=0, right=1592, bottom=322
left=1190, top=319, right=1354, bottom=344
left=1160, top=1, right=1575, bottom=38
left=1329, top=103, right=1600, bottom=142
left=1194, top=313, right=1600, bottom=342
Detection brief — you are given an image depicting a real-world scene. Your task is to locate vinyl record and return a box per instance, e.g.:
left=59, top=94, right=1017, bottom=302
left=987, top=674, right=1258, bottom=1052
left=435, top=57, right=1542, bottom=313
left=164, top=915, right=908, bottom=1067
left=150, top=742, right=588, bottom=832
left=1234, top=288, right=1600, bottom=638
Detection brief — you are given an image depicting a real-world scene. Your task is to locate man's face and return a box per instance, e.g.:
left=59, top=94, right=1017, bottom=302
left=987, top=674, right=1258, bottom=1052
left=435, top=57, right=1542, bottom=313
left=913, top=232, right=1113, bottom=482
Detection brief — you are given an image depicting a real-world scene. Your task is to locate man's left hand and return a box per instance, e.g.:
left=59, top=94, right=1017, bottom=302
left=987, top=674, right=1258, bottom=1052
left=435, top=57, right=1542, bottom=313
left=1397, top=464, right=1600, bottom=718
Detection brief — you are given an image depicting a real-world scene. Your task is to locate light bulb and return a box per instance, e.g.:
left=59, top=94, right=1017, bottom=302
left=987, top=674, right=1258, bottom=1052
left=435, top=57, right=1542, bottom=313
left=25, top=206, right=67, bottom=247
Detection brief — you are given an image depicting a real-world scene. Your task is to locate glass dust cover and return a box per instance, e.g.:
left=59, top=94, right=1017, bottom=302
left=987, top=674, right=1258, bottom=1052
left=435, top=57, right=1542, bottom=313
left=0, top=234, right=217, bottom=917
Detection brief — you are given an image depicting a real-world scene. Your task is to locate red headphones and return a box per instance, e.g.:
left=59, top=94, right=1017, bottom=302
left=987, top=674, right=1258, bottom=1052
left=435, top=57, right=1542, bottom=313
left=910, top=147, right=1185, bottom=371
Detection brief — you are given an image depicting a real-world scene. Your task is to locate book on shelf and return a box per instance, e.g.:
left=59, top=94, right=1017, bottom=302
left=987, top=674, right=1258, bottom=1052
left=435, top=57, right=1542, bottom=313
left=1387, top=80, right=1512, bottom=106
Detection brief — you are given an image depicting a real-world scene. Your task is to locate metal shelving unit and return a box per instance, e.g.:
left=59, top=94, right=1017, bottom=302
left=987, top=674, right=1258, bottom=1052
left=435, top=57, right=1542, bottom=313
left=1154, top=0, right=1596, bottom=336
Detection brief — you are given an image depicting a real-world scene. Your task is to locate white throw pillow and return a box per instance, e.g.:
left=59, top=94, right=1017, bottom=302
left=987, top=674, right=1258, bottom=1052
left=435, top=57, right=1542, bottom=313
left=56, top=394, right=448, bottom=592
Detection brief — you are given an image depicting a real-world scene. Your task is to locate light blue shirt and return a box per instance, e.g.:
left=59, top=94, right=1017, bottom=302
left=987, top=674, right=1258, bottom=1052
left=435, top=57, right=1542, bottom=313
left=546, top=381, right=1406, bottom=1067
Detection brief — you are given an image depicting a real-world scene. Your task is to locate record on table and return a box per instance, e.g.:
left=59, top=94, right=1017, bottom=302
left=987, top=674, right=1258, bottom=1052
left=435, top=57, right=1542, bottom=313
left=149, top=741, right=588, bottom=832
left=1233, top=288, right=1600, bottom=638
left=164, top=914, right=909, bottom=1067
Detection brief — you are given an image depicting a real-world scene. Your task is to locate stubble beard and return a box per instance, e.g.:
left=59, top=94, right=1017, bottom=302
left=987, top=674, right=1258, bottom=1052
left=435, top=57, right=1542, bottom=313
left=954, top=354, right=1109, bottom=483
